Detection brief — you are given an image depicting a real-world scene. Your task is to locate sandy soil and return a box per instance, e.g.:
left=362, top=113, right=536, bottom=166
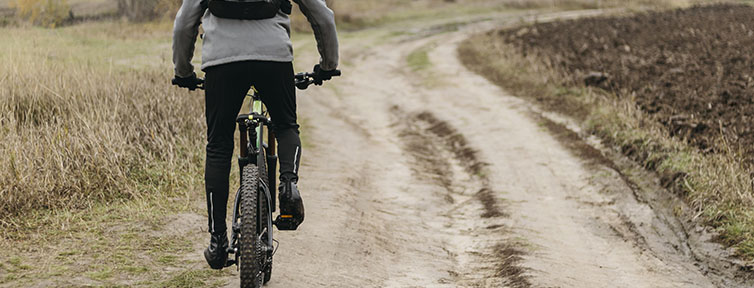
left=175, top=10, right=751, bottom=288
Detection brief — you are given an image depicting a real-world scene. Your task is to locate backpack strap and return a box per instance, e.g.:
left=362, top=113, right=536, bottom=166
left=279, top=0, right=292, bottom=15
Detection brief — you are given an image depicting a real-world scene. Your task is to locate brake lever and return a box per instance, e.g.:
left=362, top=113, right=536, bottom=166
left=294, top=73, right=313, bottom=90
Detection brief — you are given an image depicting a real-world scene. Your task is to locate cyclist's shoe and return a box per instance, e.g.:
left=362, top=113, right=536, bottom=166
left=276, top=180, right=304, bottom=230
left=204, top=231, right=229, bottom=269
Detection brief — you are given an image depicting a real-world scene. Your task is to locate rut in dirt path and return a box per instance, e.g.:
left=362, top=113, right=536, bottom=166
left=392, top=106, right=529, bottom=287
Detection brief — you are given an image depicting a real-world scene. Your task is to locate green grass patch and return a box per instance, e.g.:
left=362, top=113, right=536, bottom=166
left=407, top=47, right=431, bottom=71
left=157, top=255, right=179, bottom=266
left=7, top=257, right=31, bottom=271
left=406, top=44, right=447, bottom=87
left=86, top=267, right=114, bottom=281
left=156, top=269, right=229, bottom=288
left=123, top=265, right=150, bottom=274
left=2, top=273, right=19, bottom=283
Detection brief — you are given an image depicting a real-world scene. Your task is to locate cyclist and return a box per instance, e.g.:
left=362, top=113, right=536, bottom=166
left=171, top=0, right=339, bottom=269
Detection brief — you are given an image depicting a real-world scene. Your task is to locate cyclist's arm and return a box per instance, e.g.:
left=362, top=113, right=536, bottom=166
left=172, top=0, right=205, bottom=78
left=294, top=0, right=339, bottom=71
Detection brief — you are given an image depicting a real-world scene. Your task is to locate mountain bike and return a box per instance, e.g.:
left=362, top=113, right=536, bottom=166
left=174, top=69, right=340, bottom=287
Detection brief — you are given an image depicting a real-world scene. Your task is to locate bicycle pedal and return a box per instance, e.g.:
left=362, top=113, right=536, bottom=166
left=274, top=215, right=300, bottom=231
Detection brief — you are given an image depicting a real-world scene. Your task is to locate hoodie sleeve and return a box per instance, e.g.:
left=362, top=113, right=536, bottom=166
left=172, top=0, right=205, bottom=78
left=294, top=0, right=339, bottom=71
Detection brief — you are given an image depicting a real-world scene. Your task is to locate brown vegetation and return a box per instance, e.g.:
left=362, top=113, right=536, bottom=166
left=11, top=0, right=71, bottom=27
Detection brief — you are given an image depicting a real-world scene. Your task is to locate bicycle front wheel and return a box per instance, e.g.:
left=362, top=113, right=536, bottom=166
left=240, top=165, right=263, bottom=288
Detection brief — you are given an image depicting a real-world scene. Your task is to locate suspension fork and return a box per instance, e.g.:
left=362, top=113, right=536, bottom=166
left=235, top=119, right=258, bottom=223
left=267, top=128, right=278, bottom=211
left=239, top=122, right=249, bottom=159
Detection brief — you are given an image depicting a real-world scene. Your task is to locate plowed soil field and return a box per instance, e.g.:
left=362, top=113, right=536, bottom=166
left=501, top=4, right=754, bottom=162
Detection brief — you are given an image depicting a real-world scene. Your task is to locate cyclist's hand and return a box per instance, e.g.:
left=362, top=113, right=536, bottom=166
left=172, top=73, right=204, bottom=91
left=313, top=64, right=338, bottom=86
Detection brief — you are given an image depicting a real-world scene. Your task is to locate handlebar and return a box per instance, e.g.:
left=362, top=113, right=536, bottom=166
left=171, top=77, right=204, bottom=91
left=173, top=69, right=340, bottom=91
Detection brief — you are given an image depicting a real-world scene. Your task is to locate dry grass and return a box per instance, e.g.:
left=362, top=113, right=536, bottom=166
left=459, top=17, right=754, bottom=259
left=0, top=21, right=205, bottom=230
left=0, top=20, right=217, bottom=286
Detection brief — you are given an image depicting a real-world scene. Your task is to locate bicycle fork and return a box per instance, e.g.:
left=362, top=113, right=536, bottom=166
left=226, top=114, right=276, bottom=268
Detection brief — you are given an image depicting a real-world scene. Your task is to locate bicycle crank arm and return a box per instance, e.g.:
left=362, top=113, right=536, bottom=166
left=224, top=258, right=237, bottom=267
left=223, top=246, right=239, bottom=268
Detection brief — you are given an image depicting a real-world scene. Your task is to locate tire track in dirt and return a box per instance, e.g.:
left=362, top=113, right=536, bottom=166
left=392, top=106, right=528, bottom=287
left=401, top=108, right=506, bottom=219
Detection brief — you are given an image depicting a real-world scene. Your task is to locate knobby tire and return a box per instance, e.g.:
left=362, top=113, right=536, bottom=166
left=240, top=165, right=262, bottom=288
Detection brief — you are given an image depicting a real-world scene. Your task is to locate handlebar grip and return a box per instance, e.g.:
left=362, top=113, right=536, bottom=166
left=332, top=70, right=341, bottom=77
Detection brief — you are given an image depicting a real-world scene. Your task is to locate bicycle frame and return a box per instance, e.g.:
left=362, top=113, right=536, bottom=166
left=228, top=88, right=276, bottom=268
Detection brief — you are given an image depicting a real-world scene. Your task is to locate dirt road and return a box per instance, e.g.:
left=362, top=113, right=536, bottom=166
left=179, top=10, right=749, bottom=288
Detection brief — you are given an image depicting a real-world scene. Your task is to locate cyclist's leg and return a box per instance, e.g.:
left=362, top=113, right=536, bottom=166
left=252, top=61, right=305, bottom=229
left=204, top=61, right=254, bottom=235
left=251, top=61, right=300, bottom=182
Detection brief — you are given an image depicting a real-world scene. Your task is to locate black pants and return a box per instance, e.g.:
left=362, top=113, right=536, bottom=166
left=203, top=61, right=301, bottom=234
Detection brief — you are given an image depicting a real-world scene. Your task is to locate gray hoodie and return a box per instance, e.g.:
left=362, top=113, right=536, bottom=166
left=172, top=0, right=339, bottom=78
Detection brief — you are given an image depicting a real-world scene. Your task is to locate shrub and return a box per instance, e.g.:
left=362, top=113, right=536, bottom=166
left=12, top=0, right=70, bottom=28
left=118, top=0, right=182, bottom=22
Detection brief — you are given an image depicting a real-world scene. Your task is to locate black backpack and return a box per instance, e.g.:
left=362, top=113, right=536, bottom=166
left=201, top=0, right=293, bottom=20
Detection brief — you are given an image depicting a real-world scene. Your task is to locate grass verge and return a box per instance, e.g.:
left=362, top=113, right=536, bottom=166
left=0, top=20, right=204, bottom=226
left=0, top=19, right=222, bottom=286
left=458, top=23, right=754, bottom=260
